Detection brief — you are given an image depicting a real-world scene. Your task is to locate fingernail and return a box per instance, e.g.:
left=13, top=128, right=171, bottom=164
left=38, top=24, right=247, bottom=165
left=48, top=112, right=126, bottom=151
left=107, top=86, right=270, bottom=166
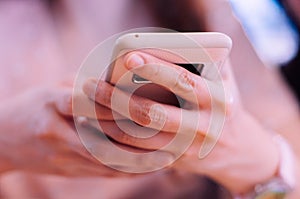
left=126, top=53, right=144, bottom=69
left=83, top=78, right=97, bottom=99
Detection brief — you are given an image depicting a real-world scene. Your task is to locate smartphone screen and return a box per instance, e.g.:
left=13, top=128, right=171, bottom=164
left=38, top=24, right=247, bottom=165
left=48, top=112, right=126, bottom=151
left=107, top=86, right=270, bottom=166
left=132, top=63, right=204, bottom=84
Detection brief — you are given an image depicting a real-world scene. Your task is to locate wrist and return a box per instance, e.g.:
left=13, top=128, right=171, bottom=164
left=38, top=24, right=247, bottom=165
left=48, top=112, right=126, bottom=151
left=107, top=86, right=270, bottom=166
left=234, top=134, right=296, bottom=199
left=214, top=109, right=280, bottom=195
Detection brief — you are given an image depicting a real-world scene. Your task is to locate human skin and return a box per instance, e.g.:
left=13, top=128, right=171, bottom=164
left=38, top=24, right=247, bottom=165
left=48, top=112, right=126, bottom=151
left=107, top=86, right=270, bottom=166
left=0, top=1, right=206, bottom=198
left=191, top=2, right=300, bottom=197
left=192, top=0, right=300, bottom=197
left=1, top=0, right=300, bottom=197
left=0, top=83, right=120, bottom=176
left=0, top=0, right=163, bottom=175
left=82, top=51, right=291, bottom=196
left=0, top=1, right=118, bottom=177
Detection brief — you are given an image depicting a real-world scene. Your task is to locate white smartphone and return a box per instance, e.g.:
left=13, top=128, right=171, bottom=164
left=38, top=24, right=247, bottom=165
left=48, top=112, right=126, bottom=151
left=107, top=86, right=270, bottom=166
left=106, top=32, right=232, bottom=105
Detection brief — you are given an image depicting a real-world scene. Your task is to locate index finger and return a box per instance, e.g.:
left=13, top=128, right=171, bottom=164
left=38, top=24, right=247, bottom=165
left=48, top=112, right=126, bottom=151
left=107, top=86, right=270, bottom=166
left=124, top=52, right=212, bottom=107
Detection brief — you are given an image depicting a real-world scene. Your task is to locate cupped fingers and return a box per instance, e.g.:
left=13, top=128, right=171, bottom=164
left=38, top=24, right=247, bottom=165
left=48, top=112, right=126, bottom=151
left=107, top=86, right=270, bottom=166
left=76, top=118, right=175, bottom=172
left=72, top=93, right=125, bottom=120
left=86, top=119, right=173, bottom=150
left=83, top=79, right=209, bottom=135
left=53, top=86, right=124, bottom=120
left=82, top=78, right=179, bottom=132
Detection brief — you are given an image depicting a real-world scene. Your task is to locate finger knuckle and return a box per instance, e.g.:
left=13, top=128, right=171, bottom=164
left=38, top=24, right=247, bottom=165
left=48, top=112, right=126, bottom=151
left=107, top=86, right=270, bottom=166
left=130, top=101, right=151, bottom=126
left=173, top=70, right=195, bottom=93
left=148, top=104, right=166, bottom=128
left=144, top=63, right=161, bottom=79
left=130, top=99, right=166, bottom=128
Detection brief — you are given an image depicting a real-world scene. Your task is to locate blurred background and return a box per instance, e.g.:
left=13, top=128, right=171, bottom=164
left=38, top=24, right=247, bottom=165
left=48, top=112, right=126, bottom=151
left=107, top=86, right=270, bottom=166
left=230, top=0, right=299, bottom=65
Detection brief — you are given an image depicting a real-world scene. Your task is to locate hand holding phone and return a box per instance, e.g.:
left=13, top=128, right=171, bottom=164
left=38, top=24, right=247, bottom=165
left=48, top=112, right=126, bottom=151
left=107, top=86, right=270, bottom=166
left=81, top=31, right=234, bottom=173
left=106, top=32, right=232, bottom=106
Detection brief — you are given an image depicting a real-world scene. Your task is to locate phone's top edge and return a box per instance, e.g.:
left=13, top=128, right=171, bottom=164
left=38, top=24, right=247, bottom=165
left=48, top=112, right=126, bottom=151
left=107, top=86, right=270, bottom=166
left=116, top=32, right=231, bottom=39
left=118, top=32, right=227, bottom=35
left=115, top=32, right=232, bottom=50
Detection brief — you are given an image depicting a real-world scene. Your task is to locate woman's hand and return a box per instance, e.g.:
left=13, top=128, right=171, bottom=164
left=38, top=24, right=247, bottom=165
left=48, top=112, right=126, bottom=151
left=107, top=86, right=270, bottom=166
left=82, top=51, right=282, bottom=194
left=0, top=84, right=132, bottom=177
